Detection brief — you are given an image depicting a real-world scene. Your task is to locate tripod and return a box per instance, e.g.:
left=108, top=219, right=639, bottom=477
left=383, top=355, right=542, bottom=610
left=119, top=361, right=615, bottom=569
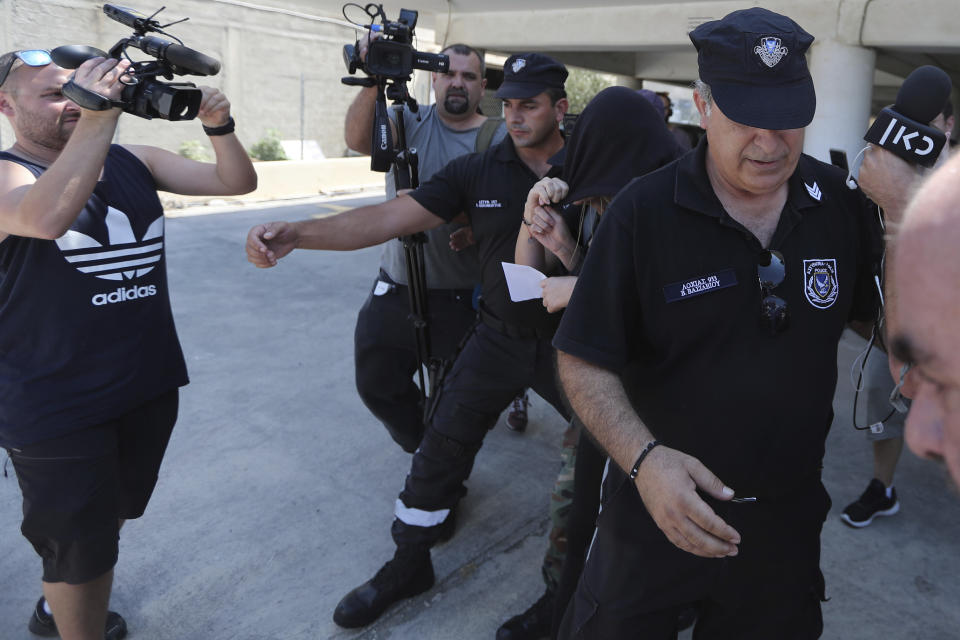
left=343, top=74, right=440, bottom=420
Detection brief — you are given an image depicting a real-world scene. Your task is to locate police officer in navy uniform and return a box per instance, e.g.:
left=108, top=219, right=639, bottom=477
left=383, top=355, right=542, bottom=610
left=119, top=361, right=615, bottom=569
left=553, top=9, right=885, bottom=638
left=246, top=53, right=576, bottom=629
left=0, top=51, right=256, bottom=639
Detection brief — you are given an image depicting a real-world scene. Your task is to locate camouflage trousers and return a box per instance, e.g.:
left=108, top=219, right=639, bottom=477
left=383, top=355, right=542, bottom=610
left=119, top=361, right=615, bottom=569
left=542, top=420, right=581, bottom=592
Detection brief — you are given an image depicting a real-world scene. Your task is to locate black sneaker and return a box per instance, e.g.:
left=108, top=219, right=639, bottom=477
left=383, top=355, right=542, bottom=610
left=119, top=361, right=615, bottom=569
left=28, top=597, right=128, bottom=639
left=332, top=547, right=435, bottom=628
left=841, top=479, right=900, bottom=528
left=496, top=590, right=554, bottom=640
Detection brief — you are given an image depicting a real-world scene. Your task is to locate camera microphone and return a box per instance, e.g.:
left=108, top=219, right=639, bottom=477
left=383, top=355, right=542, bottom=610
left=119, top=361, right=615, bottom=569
left=136, top=36, right=221, bottom=76
left=863, top=65, right=951, bottom=168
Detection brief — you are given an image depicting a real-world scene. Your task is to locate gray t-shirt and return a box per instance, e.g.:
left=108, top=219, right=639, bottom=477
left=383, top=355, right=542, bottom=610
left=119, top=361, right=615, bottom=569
left=380, top=104, right=506, bottom=289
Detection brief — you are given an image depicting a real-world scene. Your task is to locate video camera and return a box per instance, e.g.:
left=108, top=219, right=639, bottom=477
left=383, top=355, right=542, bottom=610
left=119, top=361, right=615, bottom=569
left=50, top=4, right=220, bottom=121
left=342, top=3, right=448, bottom=81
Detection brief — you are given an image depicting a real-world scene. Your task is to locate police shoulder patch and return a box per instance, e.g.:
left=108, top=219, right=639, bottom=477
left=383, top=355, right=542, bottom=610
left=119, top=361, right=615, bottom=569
left=803, top=258, right=839, bottom=309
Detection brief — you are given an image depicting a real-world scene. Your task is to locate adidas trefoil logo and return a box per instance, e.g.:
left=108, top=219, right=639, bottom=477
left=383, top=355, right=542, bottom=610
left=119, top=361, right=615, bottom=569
left=56, top=206, right=164, bottom=281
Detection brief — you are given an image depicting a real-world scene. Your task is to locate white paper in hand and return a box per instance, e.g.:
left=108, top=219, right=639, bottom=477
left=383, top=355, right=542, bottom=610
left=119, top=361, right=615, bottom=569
left=502, top=262, right=547, bottom=302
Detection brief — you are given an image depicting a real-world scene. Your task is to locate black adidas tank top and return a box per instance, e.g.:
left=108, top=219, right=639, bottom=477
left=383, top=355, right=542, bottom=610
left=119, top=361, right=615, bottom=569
left=0, top=145, right=188, bottom=448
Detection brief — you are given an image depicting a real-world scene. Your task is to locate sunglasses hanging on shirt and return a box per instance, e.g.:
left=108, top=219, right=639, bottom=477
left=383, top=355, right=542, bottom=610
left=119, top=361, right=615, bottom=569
left=757, top=249, right=789, bottom=336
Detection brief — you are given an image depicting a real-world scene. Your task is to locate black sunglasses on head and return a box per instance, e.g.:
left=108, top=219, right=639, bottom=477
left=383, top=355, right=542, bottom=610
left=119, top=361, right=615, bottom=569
left=0, top=49, right=53, bottom=88
left=758, top=249, right=788, bottom=335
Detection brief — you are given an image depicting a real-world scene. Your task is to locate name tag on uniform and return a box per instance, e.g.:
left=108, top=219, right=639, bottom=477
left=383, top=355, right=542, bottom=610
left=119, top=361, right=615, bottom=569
left=474, top=199, right=504, bottom=208
left=663, top=268, right=738, bottom=303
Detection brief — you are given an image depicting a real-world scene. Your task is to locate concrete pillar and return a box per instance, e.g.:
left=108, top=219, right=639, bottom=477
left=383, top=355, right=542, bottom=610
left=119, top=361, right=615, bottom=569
left=804, top=38, right=876, bottom=166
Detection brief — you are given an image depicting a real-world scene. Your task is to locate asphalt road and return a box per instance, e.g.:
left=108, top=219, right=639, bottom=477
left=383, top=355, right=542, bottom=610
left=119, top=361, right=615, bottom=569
left=1, top=195, right=959, bottom=639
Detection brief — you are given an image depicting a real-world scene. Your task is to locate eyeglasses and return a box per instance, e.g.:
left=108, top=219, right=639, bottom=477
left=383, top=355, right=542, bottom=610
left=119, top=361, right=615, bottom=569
left=758, top=249, right=788, bottom=335
left=0, top=49, right=52, bottom=88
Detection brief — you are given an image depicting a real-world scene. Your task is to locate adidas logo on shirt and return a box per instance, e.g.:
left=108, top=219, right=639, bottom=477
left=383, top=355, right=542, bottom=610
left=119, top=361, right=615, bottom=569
left=54, top=206, right=164, bottom=306
left=91, top=285, right=159, bottom=306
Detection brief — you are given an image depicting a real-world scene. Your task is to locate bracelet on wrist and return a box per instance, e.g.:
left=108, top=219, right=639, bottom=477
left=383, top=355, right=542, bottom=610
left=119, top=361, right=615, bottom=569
left=203, top=116, right=235, bottom=136
left=628, top=440, right=661, bottom=480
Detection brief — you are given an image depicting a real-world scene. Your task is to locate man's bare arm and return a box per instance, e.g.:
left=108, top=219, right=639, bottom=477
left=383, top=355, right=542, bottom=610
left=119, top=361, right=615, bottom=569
left=857, top=145, right=916, bottom=353
left=344, top=86, right=378, bottom=154
left=0, top=58, right=129, bottom=241
left=557, top=350, right=741, bottom=558
left=246, top=194, right=443, bottom=267
left=127, top=86, right=256, bottom=196
left=343, top=34, right=398, bottom=155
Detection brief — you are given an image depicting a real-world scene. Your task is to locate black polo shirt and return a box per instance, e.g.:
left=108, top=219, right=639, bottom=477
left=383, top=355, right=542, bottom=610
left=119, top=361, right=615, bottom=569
left=554, top=138, right=879, bottom=494
left=411, top=135, right=570, bottom=336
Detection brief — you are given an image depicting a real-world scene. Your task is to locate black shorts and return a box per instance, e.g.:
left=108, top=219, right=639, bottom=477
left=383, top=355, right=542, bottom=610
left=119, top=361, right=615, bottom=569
left=6, top=389, right=179, bottom=584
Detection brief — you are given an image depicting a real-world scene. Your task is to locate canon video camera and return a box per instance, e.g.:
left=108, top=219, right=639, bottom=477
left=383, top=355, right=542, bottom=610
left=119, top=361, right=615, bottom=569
left=51, top=4, right=220, bottom=121
left=342, top=3, right=448, bottom=80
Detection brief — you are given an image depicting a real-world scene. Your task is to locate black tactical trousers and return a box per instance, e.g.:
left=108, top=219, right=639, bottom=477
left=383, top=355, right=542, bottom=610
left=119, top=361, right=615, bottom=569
left=391, top=320, right=570, bottom=547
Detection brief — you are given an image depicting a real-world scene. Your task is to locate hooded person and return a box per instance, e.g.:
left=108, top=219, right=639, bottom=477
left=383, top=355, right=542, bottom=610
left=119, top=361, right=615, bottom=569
left=515, top=84, right=682, bottom=310
left=501, top=85, right=684, bottom=640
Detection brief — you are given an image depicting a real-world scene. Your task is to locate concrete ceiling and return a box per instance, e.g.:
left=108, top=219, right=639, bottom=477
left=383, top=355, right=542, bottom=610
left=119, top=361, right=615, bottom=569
left=297, top=0, right=960, bottom=114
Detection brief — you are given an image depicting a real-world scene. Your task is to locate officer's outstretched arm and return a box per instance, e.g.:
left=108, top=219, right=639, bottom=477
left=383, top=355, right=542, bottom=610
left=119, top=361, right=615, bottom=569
left=557, top=350, right=742, bottom=559
left=127, top=87, right=257, bottom=197
left=246, top=194, right=443, bottom=268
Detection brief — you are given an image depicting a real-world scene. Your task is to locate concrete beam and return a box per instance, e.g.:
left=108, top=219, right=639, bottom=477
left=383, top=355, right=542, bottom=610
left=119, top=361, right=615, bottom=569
left=860, top=0, right=960, bottom=48
left=541, top=51, right=639, bottom=77
left=635, top=51, right=700, bottom=83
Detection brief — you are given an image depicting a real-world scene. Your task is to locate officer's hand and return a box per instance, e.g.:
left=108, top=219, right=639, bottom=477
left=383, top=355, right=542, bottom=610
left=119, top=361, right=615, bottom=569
left=197, top=86, right=231, bottom=129
left=634, top=445, right=741, bottom=558
left=246, top=221, right=298, bottom=268
left=858, top=145, right=922, bottom=227
left=540, top=276, right=576, bottom=313
left=71, top=57, right=131, bottom=116
left=449, top=225, right=475, bottom=251
left=528, top=177, right=569, bottom=208
left=523, top=178, right=567, bottom=225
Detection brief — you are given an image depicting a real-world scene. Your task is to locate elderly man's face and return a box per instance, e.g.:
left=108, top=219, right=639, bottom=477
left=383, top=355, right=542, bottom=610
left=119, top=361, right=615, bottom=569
left=891, top=166, right=960, bottom=487
left=695, top=93, right=803, bottom=197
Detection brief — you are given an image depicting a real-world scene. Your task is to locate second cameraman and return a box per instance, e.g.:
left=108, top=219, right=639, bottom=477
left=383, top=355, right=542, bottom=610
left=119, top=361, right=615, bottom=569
left=344, top=38, right=506, bottom=453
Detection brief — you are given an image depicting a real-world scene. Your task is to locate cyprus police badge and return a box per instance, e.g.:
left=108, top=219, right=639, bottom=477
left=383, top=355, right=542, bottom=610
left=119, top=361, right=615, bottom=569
left=755, top=36, right=788, bottom=68
left=803, top=259, right=839, bottom=309
left=512, top=58, right=527, bottom=74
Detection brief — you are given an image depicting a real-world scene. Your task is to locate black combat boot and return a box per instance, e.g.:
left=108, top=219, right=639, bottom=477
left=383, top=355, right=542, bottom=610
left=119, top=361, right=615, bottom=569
left=332, top=546, right=435, bottom=628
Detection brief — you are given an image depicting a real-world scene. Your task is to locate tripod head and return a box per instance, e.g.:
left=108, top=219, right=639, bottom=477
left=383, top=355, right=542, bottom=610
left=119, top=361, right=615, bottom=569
left=343, top=75, right=421, bottom=181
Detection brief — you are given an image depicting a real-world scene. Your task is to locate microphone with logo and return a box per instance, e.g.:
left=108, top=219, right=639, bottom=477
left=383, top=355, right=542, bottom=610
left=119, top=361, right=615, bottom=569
left=846, top=65, right=952, bottom=189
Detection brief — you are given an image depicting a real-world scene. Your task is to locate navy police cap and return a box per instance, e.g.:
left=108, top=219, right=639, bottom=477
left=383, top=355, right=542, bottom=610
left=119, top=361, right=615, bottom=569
left=496, top=53, right=568, bottom=100
left=689, top=7, right=816, bottom=130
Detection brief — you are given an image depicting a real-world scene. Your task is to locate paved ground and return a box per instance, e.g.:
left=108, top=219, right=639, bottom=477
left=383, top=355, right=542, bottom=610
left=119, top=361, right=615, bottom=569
left=1, top=196, right=959, bottom=639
